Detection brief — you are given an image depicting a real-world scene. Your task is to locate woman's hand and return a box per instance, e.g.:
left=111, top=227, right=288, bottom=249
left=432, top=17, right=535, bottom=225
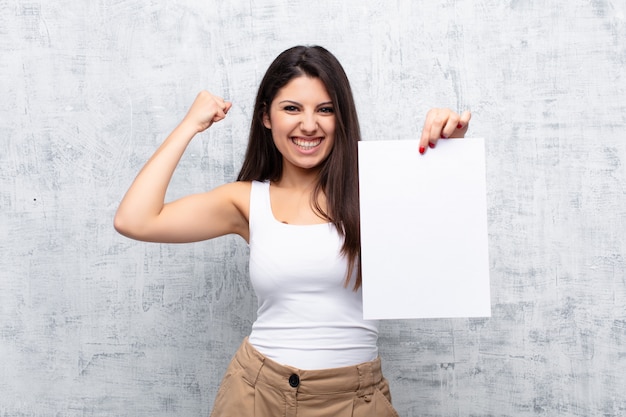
left=182, top=91, right=232, bottom=133
left=419, top=108, right=471, bottom=154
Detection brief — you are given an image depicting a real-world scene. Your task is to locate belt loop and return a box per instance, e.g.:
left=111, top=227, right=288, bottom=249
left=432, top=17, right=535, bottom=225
left=242, top=338, right=265, bottom=386
left=356, top=361, right=375, bottom=398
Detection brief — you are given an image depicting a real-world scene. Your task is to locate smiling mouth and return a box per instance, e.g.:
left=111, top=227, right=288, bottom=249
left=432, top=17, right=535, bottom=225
left=292, top=137, right=323, bottom=149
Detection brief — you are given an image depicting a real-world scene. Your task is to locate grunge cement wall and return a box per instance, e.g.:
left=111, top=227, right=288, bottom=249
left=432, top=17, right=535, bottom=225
left=1, top=0, right=625, bottom=416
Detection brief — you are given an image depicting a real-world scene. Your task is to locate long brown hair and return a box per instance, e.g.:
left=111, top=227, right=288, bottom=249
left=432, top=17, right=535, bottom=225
left=237, top=45, right=363, bottom=290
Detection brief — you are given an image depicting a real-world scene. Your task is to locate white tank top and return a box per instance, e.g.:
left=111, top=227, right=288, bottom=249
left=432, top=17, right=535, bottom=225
left=247, top=181, right=379, bottom=370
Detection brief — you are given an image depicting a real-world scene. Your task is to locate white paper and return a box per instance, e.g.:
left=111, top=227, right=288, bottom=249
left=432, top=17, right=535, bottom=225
left=358, top=138, right=491, bottom=319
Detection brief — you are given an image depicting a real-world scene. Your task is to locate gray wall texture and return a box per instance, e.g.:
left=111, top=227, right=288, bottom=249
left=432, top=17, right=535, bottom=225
left=1, top=0, right=625, bottom=416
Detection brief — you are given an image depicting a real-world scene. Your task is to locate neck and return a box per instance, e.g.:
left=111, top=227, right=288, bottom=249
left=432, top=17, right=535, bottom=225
left=275, top=164, right=321, bottom=191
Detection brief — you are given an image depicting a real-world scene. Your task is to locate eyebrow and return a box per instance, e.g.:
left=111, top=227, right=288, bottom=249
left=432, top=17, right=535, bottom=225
left=278, top=100, right=334, bottom=107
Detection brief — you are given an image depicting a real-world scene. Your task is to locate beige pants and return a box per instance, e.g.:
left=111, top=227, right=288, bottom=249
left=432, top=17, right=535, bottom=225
left=210, top=338, right=399, bottom=417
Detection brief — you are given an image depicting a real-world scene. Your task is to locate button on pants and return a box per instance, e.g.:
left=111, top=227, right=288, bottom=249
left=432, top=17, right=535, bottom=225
left=209, top=337, right=399, bottom=417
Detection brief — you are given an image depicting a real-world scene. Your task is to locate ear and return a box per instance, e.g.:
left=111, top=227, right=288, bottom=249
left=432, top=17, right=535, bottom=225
left=262, top=110, right=271, bottom=129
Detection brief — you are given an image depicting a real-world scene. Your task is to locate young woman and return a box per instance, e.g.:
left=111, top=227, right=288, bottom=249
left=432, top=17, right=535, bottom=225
left=114, top=45, right=470, bottom=416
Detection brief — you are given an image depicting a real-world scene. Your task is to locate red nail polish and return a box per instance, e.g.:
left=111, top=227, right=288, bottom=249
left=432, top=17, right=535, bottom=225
left=440, top=133, right=447, bottom=139
left=457, top=123, right=463, bottom=129
left=429, top=142, right=436, bottom=149
left=419, top=146, right=426, bottom=154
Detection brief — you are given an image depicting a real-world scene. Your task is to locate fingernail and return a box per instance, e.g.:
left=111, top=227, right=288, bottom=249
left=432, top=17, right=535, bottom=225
left=457, top=123, right=463, bottom=129
left=429, top=142, right=436, bottom=149
left=419, top=146, right=426, bottom=154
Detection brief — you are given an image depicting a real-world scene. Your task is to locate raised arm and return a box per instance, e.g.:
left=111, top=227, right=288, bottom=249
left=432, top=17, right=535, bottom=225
left=114, top=91, right=250, bottom=243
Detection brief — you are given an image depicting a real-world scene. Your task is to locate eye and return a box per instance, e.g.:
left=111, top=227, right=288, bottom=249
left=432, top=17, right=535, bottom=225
left=283, top=105, right=299, bottom=112
left=319, top=106, right=334, bottom=114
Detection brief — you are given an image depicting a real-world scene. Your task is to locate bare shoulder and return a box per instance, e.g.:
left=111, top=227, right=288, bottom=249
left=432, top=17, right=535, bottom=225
left=216, top=181, right=252, bottom=221
left=205, top=181, right=252, bottom=241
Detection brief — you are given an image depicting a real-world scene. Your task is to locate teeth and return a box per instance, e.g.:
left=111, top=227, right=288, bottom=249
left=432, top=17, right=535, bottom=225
left=292, top=137, right=322, bottom=149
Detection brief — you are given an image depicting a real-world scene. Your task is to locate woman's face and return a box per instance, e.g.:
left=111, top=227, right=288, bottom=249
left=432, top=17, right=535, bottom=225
left=263, top=76, right=336, bottom=173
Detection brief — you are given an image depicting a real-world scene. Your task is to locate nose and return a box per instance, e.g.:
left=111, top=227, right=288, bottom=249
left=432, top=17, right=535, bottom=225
left=300, top=112, right=318, bottom=134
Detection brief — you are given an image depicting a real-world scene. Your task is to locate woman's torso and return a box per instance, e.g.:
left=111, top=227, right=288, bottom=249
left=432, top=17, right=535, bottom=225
left=246, top=180, right=379, bottom=370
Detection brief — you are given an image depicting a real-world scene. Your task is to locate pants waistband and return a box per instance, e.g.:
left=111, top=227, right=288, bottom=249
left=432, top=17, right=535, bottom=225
left=235, top=337, right=383, bottom=396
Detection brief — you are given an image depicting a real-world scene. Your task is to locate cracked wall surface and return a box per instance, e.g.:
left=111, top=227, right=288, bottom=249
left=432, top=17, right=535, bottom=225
left=1, top=1, right=625, bottom=416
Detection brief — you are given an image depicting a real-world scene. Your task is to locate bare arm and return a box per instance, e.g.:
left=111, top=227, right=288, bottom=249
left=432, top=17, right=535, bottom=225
left=114, top=91, right=250, bottom=243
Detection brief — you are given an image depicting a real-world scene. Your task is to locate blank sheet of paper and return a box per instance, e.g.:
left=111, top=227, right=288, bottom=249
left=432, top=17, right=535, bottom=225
left=358, top=139, right=491, bottom=320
